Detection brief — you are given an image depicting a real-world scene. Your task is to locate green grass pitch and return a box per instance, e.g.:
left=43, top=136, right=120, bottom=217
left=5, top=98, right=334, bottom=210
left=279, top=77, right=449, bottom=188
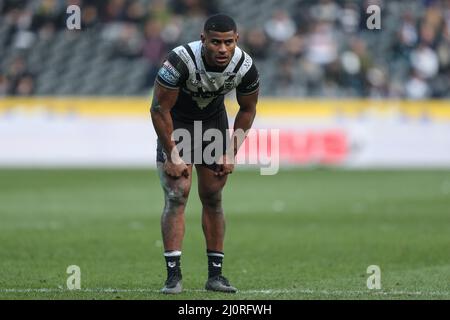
left=0, top=168, right=449, bottom=300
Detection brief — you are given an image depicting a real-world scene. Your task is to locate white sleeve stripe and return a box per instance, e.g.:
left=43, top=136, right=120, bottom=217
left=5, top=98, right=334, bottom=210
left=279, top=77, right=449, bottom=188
left=236, top=87, right=259, bottom=96
left=155, top=78, right=179, bottom=90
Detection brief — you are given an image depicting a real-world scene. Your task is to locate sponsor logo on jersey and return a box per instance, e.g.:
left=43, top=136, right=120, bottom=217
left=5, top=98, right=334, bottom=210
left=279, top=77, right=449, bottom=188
left=178, top=50, right=191, bottom=66
left=158, top=61, right=180, bottom=86
left=163, top=61, right=180, bottom=77
left=246, top=77, right=260, bottom=91
left=190, top=79, right=202, bottom=87
left=224, top=79, right=235, bottom=90
left=243, top=56, right=252, bottom=69
left=188, top=89, right=223, bottom=99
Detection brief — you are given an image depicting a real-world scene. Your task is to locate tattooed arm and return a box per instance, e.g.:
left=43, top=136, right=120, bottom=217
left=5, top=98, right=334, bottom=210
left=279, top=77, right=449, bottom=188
left=150, top=82, right=189, bottom=178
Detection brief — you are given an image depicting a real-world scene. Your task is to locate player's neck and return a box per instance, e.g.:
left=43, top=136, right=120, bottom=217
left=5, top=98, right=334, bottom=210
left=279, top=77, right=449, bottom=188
left=201, top=46, right=227, bottom=72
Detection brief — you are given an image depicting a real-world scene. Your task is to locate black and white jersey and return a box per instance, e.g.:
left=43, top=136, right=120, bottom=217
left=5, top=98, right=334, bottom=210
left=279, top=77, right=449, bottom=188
left=156, top=40, right=259, bottom=122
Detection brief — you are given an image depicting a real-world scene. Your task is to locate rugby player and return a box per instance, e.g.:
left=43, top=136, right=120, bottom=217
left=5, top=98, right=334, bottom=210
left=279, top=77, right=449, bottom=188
left=150, top=13, right=259, bottom=294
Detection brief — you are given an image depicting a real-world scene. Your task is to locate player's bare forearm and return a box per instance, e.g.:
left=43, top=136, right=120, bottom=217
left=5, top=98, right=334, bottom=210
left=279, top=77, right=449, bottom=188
left=151, top=105, right=175, bottom=158
left=215, top=91, right=257, bottom=176
left=150, top=82, right=179, bottom=161
left=230, top=90, right=258, bottom=156
left=234, top=108, right=256, bottom=133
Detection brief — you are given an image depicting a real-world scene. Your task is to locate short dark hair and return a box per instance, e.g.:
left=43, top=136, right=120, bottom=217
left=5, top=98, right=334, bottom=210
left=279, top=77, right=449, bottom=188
left=204, top=14, right=237, bottom=33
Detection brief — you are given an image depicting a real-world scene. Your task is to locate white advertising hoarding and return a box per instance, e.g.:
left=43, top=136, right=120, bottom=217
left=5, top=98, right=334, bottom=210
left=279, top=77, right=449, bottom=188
left=1, top=109, right=450, bottom=168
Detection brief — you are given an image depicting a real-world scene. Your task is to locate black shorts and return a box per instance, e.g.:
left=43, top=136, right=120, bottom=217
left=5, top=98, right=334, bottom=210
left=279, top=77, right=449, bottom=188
left=156, top=110, right=230, bottom=171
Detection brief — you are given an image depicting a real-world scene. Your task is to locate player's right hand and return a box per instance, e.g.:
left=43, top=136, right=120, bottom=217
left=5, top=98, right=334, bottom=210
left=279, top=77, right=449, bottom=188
left=163, top=159, right=189, bottom=178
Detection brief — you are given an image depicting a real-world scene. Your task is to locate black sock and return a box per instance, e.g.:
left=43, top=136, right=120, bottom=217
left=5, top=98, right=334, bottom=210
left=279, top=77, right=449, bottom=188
left=207, top=250, right=224, bottom=278
left=164, top=250, right=182, bottom=279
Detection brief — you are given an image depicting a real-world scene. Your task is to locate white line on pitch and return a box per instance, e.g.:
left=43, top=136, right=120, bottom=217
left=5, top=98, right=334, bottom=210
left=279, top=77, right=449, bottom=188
left=0, top=288, right=449, bottom=297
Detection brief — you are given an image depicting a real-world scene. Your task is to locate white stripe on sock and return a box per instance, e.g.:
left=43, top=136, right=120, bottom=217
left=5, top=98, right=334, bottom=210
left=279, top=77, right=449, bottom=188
left=164, top=251, right=182, bottom=257
left=207, top=252, right=224, bottom=258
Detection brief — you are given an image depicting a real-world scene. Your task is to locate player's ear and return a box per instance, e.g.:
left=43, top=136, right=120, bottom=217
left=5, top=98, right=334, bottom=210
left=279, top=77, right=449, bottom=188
left=201, top=32, right=205, bottom=43
left=235, top=32, right=239, bottom=43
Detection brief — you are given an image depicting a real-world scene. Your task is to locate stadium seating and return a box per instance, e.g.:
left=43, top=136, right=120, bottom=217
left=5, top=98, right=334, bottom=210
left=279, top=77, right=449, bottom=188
left=0, top=0, right=449, bottom=98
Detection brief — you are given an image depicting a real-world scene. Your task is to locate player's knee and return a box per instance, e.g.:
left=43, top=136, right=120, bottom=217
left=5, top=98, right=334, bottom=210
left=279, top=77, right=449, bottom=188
left=165, top=188, right=188, bottom=209
left=200, top=191, right=222, bottom=213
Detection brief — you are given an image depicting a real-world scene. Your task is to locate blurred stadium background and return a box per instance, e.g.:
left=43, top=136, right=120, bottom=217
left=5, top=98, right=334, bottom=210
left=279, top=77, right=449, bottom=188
left=1, top=0, right=450, bottom=97
left=1, top=0, right=450, bottom=167
left=1, top=0, right=450, bottom=299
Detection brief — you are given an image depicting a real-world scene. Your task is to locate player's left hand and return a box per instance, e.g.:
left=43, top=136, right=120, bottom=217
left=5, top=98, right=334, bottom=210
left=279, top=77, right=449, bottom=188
left=215, top=154, right=235, bottom=177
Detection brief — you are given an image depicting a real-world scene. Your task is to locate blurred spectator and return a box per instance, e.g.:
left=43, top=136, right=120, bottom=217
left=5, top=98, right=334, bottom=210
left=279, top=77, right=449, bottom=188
left=305, top=22, right=338, bottom=66
left=366, top=67, right=389, bottom=98
left=160, top=16, right=182, bottom=47
left=243, top=28, right=270, bottom=60
left=102, top=0, right=127, bottom=22
left=150, top=0, right=174, bottom=25
left=142, top=19, right=167, bottom=87
left=340, top=37, right=373, bottom=96
left=405, top=71, right=430, bottom=99
left=444, top=1, right=450, bottom=41
left=82, top=5, right=100, bottom=29
left=1, top=56, right=35, bottom=95
left=12, top=8, right=35, bottom=49
left=31, top=0, right=62, bottom=31
left=339, top=2, right=360, bottom=34
left=310, top=0, right=340, bottom=23
left=264, top=10, right=296, bottom=43
left=0, top=73, right=10, bottom=96
left=37, top=21, right=56, bottom=40
left=410, top=43, right=439, bottom=79
left=113, top=23, right=143, bottom=59
left=423, top=0, right=443, bottom=32
left=14, top=73, right=35, bottom=95
left=275, top=57, right=299, bottom=96
left=170, top=0, right=218, bottom=17
left=419, top=21, right=437, bottom=47
left=124, top=0, right=147, bottom=25
left=398, top=11, right=418, bottom=48
left=281, top=34, right=304, bottom=60
left=6, top=56, right=27, bottom=86
left=142, top=19, right=166, bottom=65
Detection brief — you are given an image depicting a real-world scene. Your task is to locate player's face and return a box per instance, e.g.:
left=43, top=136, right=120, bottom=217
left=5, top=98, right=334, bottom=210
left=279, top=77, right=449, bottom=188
left=201, top=30, right=238, bottom=67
